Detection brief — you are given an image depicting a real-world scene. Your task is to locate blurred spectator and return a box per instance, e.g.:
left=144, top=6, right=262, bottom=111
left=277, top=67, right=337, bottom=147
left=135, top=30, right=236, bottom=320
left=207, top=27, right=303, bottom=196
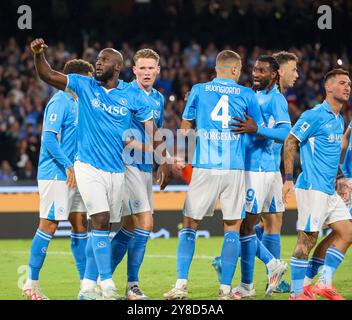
left=17, top=160, right=36, bottom=180
left=0, top=160, right=16, bottom=182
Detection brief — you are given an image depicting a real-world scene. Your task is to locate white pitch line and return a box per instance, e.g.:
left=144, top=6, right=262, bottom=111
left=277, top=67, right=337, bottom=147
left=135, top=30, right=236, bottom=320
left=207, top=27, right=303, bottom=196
left=1, top=250, right=291, bottom=262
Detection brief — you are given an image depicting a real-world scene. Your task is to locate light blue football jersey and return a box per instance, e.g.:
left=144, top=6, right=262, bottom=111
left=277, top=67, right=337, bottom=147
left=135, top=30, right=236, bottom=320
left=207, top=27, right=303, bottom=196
left=37, top=91, right=78, bottom=181
left=182, top=77, right=263, bottom=170
left=66, top=75, right=153, bottom=173
left=291, top=100, right=345, bottom=195
left=342, top=120, right=352, bottom=178
left=245, top=85, right=291, bottom=172
left=123, top=80, right=164, bottom=172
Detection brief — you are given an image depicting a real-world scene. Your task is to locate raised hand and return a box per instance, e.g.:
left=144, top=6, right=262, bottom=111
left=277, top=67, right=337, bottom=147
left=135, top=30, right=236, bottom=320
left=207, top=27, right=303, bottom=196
left=30, top=38, right=48, bottom=54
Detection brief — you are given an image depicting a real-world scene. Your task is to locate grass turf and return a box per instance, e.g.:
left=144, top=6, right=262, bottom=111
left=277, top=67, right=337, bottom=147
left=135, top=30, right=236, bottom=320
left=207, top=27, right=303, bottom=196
left=1, top=236, right=351, bottom=300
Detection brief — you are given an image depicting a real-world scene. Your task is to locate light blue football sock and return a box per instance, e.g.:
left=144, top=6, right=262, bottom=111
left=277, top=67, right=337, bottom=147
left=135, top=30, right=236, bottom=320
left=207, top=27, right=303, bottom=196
left=290, top=257, right=308, bottom=297
left=220, top=231, right=240, bottom=286
left=256, top=237, right=274, bottom=265
left=240, top=234, right=257, bottom=285
left=177, top=228, right=196, bottom=279
left=111, top=227, right=134, bottom=273
left=28, top=229, right=53, bottom=280
left=305, top=257, right=325, bottom=280
left=255, top=224, right=264, bottom=240
left=83, top=234, right=98, bottom=281
left=70, top=232, right=88, bottom=280
left=127, top=228, right=151, bottom=282
left=91, top=230, right=112, bottom=281
left=262, top=233, right=281, bottom=259
left=319, top=247, right=344, bottom=286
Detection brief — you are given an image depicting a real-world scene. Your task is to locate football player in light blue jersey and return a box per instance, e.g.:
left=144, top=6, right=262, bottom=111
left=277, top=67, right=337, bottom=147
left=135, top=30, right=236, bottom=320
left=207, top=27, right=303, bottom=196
left=164, top=50, right=264, bottom=300
left=302, top=119, right=352, bottom=296
left=283, top=69, right=352, bottom=300
left=30, top=38, right=170, bottom=300
left=110, top=49, right=164, bottom=300
left=227, top=55, right=292, bottom=297
left=22, top=60, right=94, bottom=300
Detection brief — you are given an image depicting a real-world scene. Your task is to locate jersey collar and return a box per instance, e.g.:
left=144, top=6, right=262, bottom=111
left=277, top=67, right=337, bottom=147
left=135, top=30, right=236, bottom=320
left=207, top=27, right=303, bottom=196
left=322, top=100, right=341, bottom=119
left=131, top=79, right=155, bottom=95
left=213, top=78, right=237, bottom=85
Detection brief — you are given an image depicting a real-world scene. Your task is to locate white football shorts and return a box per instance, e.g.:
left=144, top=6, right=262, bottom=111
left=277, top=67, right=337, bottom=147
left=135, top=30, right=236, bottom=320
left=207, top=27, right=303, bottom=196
left=295, top=188, right=351, bottom=232
left=183, top=168, right=246, bottom=220
left=38, top=180, right=86, bottom=221
left=74, top=160, right=125, bottom=223
left=245, top=171, right=285, bottom=214
left=122, top=165, right=153, bottom=217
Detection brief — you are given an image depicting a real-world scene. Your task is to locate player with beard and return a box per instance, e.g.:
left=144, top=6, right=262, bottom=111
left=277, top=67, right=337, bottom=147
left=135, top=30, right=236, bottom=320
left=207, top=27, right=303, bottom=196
left=30, top=38, right=170, bottom=300
left=283, top=68, right=352, bottom=300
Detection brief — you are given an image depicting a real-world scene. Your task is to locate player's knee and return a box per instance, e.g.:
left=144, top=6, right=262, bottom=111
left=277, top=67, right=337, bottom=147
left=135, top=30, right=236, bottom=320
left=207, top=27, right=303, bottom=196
left=91, top=212, right=110, bottom=230
left=122, top=216, right=135, bottom=232
left=39, top=219, right=58, bottom=235
left=240, top=219, right=255, bottom=235
left=69, top=212, right=88, bottom=233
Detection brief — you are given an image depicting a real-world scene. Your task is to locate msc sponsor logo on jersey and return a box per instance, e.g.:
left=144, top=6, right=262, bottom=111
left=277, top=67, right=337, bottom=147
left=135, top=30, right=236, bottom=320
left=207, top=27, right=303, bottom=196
left=91, top=98, right=128, bottom=116
left=300, top=121, right=310, bottom=132
left=327, top=133, right=343, bottom=143
left=205, top=84, right=241, bottom=95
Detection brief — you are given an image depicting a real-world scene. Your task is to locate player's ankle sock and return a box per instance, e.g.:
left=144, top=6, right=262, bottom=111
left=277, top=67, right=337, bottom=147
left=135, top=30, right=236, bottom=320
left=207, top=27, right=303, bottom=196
left=127, top=228, right=151, bottom=282
left=303, top=257, right=325, bottom=286
left=100, top=278, right=115, bottom=290
left=91, top=230, right=112, bottom=281
left=241, top=282, right=254, bottom=291
left=175, top=279, right=187, bottom=289
left=83, top=234, right=99, bottom=281
left=24, top=279, right=39, bottom=288
left=220, top=231, right=240, bottom=286
left=28, top=229, right=53, bottom=280
left=256, top=237, right=274, bottom=265
left=177, top=228, right=196, bottom=279
left=240, top=234, right=257, bottom=286
left=220, top=284, right=231, bottom=294
left=70, top=231, right=88, bottom=280
left=262, top=233, right=281, bottom=259
left=127, top=281, right=138, bottom=289
left=318, top=247, right=344, bottom=286
left=254, top=224, right=264, bottom=240
left=81, top=278, right=96, bottom=291
left=290, top=257, right=308, bottom=297
left=111, top=227, right=134, bottom=273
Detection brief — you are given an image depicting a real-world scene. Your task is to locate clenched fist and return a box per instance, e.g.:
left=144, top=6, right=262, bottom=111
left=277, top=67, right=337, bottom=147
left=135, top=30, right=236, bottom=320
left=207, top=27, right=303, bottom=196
left=30, top=38, right=48, bottom=54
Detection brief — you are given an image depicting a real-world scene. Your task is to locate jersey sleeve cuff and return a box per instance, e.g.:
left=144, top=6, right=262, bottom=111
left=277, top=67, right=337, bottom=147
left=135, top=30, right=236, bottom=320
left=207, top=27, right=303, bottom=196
left=290, top=131, right=302, bottom=142
left=140, top=115, right=154, bottom=123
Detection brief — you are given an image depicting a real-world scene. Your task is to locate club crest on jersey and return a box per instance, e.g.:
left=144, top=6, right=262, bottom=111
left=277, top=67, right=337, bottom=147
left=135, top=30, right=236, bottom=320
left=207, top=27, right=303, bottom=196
left=300, top=122, right=310, bottom=132
left=91, top=98, right=101, bottom=109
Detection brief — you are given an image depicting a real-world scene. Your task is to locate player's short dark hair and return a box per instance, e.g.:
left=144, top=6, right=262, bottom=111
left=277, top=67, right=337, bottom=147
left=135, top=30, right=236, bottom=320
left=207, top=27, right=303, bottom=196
left=272, top=51, right=298, bottom=65
left=324, top=68, right=350, bottom=83
left=257, top=55, right=280, bottom=72
left=133, top=48, right=160, bottom=64
left=216, top=50, right=241, bottom=66
left=63, top=59, right=94, bottom=75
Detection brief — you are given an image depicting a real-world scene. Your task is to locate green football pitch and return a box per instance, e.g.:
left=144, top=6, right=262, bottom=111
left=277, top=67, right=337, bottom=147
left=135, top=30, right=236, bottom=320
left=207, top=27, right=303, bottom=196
left=1, top=236, right=351, bottom=300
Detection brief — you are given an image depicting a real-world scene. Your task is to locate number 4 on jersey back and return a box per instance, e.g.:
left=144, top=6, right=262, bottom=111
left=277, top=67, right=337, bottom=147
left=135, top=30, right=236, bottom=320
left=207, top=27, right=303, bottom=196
left=210, top=95, right=231, bottom=129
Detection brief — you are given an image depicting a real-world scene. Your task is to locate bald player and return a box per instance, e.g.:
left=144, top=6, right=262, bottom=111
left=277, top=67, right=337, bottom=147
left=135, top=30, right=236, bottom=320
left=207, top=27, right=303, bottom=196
left=30, top=38, right=170, bottom=300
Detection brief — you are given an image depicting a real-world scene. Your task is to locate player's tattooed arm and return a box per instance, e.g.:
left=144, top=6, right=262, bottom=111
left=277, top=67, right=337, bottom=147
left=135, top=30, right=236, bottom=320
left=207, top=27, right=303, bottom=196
left=31, top=38, right=68, bottom=91
left=293, top=231, right=318, bottom=260
left=282, top=134, right=299, bottom=203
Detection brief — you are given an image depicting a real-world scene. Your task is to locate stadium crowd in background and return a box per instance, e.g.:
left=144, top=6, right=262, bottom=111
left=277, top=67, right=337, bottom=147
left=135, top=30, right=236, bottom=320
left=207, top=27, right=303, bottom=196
left=1, top=36, right=352, bottom=182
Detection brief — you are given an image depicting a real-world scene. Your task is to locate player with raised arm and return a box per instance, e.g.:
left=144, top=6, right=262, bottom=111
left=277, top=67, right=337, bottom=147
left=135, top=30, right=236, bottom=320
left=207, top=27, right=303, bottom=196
left=30, top=38, right=170, bottom=300
left=22, top=59, right=94, bottom=300
left=163, top=50, right=264, bottom=300
left=110, top=49, right=164, bottom=300
left=283, top=68, right=352, bottom=300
